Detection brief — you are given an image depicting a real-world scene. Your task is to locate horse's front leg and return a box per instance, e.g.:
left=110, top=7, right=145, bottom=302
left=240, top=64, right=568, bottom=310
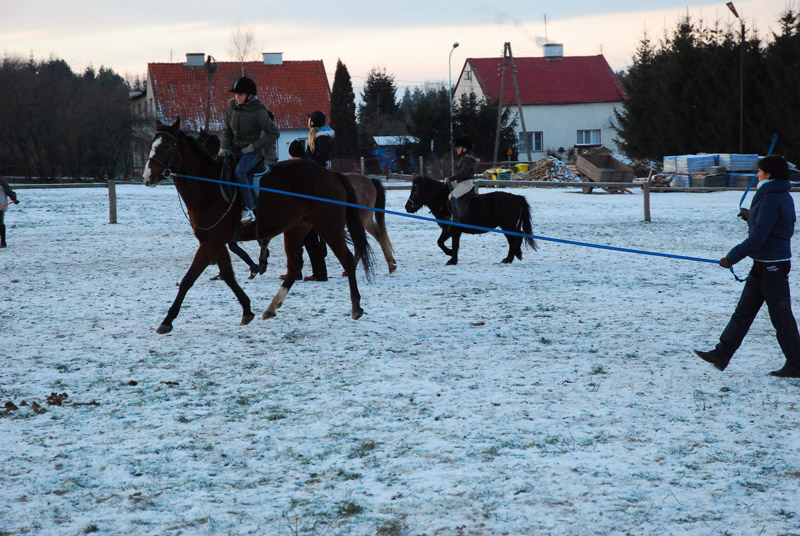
left=263, top=226, right=306, bottom=319
left=157, top=242, right=225, bottom=334
left=446, top=230, right=461, bottom=265
left=437, top=227, right=454, bottom=257
left=215, top=246, right=255, bottom=325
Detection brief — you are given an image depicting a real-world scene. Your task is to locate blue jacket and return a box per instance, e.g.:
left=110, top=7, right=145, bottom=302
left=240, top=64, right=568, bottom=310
left=727, top=179, right=796, bottom=264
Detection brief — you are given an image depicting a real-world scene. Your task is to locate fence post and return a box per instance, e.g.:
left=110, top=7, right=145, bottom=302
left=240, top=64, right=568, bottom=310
left=419, top=156, right=424, bottom=175
left=108, top=179, right=117, bottom=224
left=642, top=181, right=651, bottom=222
left=360, top=157, right=365, bottom=175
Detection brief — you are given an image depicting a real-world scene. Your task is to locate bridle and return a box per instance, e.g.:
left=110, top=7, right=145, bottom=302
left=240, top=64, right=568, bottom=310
left=147, top=130, right=181, bottom=180
left=147, top=129, right=237, bottom=231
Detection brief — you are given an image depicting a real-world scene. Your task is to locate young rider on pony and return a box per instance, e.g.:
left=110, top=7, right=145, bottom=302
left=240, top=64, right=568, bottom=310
left=219, top=76, right=280, bottom=224
left=444, top=136, right=479, bottom=221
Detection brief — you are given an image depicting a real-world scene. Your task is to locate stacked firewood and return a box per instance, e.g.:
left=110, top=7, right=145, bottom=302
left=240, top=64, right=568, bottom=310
left=522, top=157, right=580, bottom=182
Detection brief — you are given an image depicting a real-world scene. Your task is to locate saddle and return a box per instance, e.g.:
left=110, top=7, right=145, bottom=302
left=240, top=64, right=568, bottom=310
left=219, top=155, right=270, bottom=204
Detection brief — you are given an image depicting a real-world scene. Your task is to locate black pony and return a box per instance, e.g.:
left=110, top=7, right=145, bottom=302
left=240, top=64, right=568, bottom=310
left=405, top=176, right=537, bottom=265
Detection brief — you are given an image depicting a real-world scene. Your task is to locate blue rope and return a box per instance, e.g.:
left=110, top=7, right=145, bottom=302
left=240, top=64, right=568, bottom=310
left=166, top=171, right=725, bottom=271
left=738, top=133, right=779, bottom=210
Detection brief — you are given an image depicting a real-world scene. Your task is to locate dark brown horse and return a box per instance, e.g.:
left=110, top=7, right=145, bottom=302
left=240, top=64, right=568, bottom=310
left=142, top=118, right=372, bottom=333
left=404, top=175, right=537, bottom=265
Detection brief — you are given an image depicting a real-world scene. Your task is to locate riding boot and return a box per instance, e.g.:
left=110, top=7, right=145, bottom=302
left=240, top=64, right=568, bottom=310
left=0, top=224, right=6, bottom=248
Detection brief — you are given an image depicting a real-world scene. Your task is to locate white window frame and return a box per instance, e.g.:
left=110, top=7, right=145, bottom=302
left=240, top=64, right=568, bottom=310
left=519, top=131, right=543, bottom=153
left=577, top=129, right=601, bottom=146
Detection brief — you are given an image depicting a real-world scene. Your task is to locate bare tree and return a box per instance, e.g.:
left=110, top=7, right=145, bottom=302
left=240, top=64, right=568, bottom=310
left=229, top=24, right=258, bottom=75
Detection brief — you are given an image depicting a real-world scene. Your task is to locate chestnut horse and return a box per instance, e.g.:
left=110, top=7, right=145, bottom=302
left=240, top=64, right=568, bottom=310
left=404, top=175, right=537, bottom=265
left=142, top=118, right=372, bottom=333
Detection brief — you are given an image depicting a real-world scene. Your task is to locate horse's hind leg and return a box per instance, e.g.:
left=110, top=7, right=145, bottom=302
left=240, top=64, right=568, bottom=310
left=367, top=219, right=397, bottom=274
left=262, top=227, right=305, bottom=319
left=318, top=228, right=363, bottom=319
left=502, top=233, right=520, bottom=263
left=257, top=239, right=271, bottom=275
left=216, top=247, right=255, bottom=325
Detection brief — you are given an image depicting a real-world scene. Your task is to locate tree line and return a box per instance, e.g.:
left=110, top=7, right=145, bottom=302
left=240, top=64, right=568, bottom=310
left=615, top=9, right=800, bottom=162
left=2, top=8, right=798, bottom=180
left=0, top=56, right=134, bottom=180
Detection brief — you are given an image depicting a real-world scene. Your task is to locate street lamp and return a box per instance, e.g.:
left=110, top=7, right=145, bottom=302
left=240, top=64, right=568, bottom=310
left=727, top=2, right=744, bottom=153
left=449, top=42, right=460, bottom=175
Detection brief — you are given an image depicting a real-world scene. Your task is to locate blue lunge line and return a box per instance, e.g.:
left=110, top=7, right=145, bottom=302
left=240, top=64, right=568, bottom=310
left=167, top=171, right=721, bottom=268
left=738, top=133, right=779, bottom=210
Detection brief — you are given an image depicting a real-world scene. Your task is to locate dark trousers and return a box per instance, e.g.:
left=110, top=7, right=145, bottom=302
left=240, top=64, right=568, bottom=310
left=303, top=230, right=327, bottom=279
left=716, top=261, right=800, bottom=367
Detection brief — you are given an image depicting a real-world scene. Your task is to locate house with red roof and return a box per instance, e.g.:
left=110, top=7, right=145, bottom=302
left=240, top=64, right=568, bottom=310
left=131, top=52, right=330, bottom=171
left=453, top=44, right=626, bottom=160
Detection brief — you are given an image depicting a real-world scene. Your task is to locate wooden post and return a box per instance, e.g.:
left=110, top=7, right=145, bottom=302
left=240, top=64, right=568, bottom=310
left=643, top=181, right=651, bottom=222
left=419, top=156, right=424, bottom=175
left=108, top=179, right=117, bottom=224
left=360, top=157, right=365, bottom=175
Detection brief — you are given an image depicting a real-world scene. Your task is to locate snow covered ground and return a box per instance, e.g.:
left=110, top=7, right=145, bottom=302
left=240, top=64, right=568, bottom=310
left=1, top=183, right=799, bottom=535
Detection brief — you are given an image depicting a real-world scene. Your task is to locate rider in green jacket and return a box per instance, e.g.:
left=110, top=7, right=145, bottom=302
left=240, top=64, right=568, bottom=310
left=219, top=77, right=280, bottom=224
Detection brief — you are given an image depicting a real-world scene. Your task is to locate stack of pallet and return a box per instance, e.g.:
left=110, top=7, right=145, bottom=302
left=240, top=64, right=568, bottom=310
left=522, top=156, right=580, bottom=182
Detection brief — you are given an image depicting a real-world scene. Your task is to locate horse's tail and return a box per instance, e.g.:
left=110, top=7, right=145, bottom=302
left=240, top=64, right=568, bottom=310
left=335, top=172, right=375, bottom=281
left=518, top=197, right=538, bottom=251
left=371, top=178, right=388, bottom=241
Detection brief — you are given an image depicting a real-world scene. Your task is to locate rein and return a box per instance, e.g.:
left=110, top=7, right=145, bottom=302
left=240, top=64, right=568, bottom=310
left=151, top=130, right=238, bottom=232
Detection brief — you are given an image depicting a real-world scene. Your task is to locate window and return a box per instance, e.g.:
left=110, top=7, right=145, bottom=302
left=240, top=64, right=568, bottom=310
left=464, top=70, right=472, bottom=81
left=577, top=129, right=601, bottom=145
left=518, top=131, right=543, bottom=153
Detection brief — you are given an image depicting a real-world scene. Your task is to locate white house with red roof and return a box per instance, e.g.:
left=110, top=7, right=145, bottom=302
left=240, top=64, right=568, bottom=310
left=453, top=44, right=626, bottom=160
left=131, top=52, right=330, bottom=170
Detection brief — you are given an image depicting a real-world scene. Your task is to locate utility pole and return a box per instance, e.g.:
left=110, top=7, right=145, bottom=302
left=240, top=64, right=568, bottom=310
left=493, top=43, right=531, bottom=165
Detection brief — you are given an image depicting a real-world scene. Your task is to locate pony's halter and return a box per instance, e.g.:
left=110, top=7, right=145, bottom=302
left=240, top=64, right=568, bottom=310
left=147, top=131, right=181, bottom=179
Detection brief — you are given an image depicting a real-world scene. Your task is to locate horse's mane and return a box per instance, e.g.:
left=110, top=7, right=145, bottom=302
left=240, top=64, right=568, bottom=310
left=155, top=123, right=220, bottom=170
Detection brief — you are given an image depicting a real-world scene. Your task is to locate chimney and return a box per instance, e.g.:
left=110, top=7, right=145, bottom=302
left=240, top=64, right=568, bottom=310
left=185, top=53, right=205, bottom=66
left=262, top=52, right=283, bottom=65
left=543, top=43, right=564, bottom=59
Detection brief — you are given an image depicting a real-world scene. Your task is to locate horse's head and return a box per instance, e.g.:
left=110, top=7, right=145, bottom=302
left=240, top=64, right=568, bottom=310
left=405, top=175, right=442, bottom=213
left=143, top=117, right=183, bottom=187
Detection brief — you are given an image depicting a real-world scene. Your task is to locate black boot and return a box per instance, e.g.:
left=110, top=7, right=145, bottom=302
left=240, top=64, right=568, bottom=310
left=769, top=364, right=800, bottom=378
left=0, top=224, right=6, bottom=248
left=694, top=349, right=728, bottom=371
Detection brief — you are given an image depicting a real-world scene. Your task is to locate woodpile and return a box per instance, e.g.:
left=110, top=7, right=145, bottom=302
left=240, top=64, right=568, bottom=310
left=522, top=156, right=580, bottom=182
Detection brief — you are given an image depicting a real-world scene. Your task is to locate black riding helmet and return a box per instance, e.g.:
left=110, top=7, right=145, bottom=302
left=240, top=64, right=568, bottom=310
left=229, top=76, right=257, bottom=95
left=308, top=110, right=326, bottom=128
left=454, top=136, right=472, bottom=151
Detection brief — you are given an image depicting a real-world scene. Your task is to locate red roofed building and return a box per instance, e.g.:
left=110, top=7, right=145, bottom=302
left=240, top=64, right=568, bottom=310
left=453, top=44, right=626, bottom=159
left=131, top=52, right=330, bottom=171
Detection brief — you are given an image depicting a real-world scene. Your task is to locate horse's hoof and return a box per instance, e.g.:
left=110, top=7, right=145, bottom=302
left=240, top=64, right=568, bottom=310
left=352, top=308, right=364, bottom=320
left=156, top=324, right=173, bottom=334
left=501, top=258, right=512, bottom=264
left=446, top=259, right=457, bottom=265
left=388, top=264, right=397, bottom=274
left=262, top=309, right=277, bottom=320
left=241, top=313, right=255, bottom=325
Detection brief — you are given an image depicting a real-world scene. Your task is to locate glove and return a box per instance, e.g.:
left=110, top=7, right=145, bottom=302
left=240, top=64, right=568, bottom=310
left=738, top=209, right=749, bottom=221
left=719, top=257, right=732, bottom=268
left=241, top=145, right=254, bottom=154
left=217, top=148, right=230, bottom=156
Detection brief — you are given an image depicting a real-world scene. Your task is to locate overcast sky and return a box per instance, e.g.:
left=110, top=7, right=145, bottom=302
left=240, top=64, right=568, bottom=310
left=0, top=0, right=788, bottom=93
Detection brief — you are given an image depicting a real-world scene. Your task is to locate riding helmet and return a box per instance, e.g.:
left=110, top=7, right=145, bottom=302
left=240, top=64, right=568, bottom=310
left=288, top=139, right=305, bottom=158
left=454, top=136, right=472, bottom=151
left=308, top=110, right=326, bottom=128
left=229, top=76, right=257, bottom=95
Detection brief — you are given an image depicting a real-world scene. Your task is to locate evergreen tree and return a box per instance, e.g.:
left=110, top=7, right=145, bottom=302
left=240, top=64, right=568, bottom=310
left=763, top=9, right=800, bottom=160
left=329, top=59, right=359, bottom=159
left=358, top=67, right=403, bottom=155
left=453, top=93, right=517, bottom=162
left=402, top=85, right=450, bottom=159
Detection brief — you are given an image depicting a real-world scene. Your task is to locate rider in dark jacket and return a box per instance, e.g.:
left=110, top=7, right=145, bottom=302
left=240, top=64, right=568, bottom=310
left=695, top=155, right=800, bottom=378
left=219, top=76, right=280, bottom=224
left=444, top=136, right=479, bottom=221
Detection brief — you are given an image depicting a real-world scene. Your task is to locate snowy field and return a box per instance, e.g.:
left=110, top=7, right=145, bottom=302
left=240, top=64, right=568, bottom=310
left=1, top=183, right=799, bottom=536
